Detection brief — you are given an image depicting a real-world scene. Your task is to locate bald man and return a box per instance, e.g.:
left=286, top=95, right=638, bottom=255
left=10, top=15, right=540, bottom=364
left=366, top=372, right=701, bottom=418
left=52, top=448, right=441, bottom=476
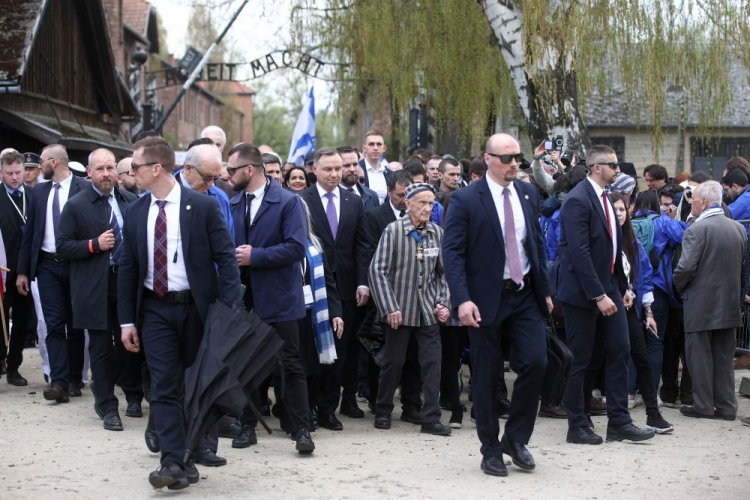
left=443, top=133, right=552, bottom=477
left=117, top=157, right=139, bottom=195
left=17, top=144, right=89, bottom=402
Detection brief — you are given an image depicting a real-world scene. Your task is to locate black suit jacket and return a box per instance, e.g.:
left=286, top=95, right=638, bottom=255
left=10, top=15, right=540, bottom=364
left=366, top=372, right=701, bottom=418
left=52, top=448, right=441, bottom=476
left=17, top=176, right=88, bottom=280
left=56, top=184, right=137, bottom=330
left=117, top=182, right=242, bottom=326
left=299, top=185, right=369, bottom=301
left=0, top=183, right=32, bottom=277
left=365, top=200, right=397, bottom=259
left=552, top=178, right=628, bottom=309
left=353, top=183, right=380, bottom=212
left=442, top=177, right=551, bottom=326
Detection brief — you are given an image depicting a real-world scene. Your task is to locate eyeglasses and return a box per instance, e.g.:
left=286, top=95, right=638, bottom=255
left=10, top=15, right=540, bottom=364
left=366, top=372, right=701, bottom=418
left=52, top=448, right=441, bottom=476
left=486, top=152, right=524, bottom=164
left=40, top=156, right=55, bottom=163
left=590, top=162, right=620, bottom=170
left=226, top=163, right=260, bottom=175
left=192, top=165, right=220, bottom=183
left=132, top=161, right=159, bottom=170
left=118, top=171, right=133, bottom=177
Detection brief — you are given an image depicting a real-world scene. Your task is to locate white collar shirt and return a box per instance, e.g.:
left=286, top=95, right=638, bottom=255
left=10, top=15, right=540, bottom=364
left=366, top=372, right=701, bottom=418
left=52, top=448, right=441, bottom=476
left=316, top=182, right=340, bottom=221
left=42, top=173, right=74, bottom=253
left=145, top=182, right=189, bottom=292
left=390, top=200, right=405, bottom=220
left=247, top=181, right=267, bottom=223
left=486, top=177, right=531, bottom=281
left=587, top=176, right=617, bottom=271
left=366, top=161, right=388, bottom=204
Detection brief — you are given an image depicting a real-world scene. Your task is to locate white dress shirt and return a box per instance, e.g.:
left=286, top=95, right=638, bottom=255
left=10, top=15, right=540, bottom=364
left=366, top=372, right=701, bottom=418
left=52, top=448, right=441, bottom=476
left=247, top=180, right=267, bottom=223
left=42, top=173, right=74, bottom=253
left=587, top=176, right=617, bottom=270
left=316, top=182, right=340, bottom=221
left=366, top=162, right=388, bottom=204
left=390, top=200, right=405, bottom=220
left=145, top=182, right=189, bottom=292
left=486, top=176, right=531, bottom=280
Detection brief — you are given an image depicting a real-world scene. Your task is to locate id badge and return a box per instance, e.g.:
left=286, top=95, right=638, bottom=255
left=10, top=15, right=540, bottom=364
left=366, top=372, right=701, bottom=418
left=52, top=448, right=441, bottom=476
left=303, top=285, right=314, bottom=308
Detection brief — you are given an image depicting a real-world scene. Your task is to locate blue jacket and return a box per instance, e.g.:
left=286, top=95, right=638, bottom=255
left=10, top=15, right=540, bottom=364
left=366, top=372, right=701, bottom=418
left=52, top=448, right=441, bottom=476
left=432, top=200, right=444, bottom=226
left=633, top=210, right=686, bottom=297
left=540, top=209, right=561, bottom=263
left=175, top=170, right=234, bottom=239
left=728, top=186, right=750, bottom=237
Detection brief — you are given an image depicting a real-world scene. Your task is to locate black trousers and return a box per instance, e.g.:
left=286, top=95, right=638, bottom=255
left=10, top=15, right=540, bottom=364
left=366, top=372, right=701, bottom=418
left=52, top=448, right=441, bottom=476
left=340, top=305, right=366, bottom=403
left=318, top=299, right=356, bottom=416
left=1, top=272, right=35, bottom=370
left=471, top=287, right=547, bottom=458
left=367, top=332, right=423, bottom=412
left=562, top=297, right=631, bottom=429
left=440, top=325, right=465, bottom=412
left=660, top=307, right=692, bottom=404
left=36, top=257, right=85, bottom=386
left=89, top=271, right=143, bottom=415
left=625, top=307, right=660, bottom=415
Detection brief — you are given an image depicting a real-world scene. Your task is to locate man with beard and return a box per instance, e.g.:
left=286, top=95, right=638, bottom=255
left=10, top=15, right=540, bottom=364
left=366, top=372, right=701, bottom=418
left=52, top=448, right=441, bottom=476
left=338, top=146, right=379, bottom=212
left=117, top=157, right=140, bottom=196
left=262, top=152, right=283, bottom=185
left=57, top=148, right=141, bottom=430
left=17, top=144, right=88, bottom=403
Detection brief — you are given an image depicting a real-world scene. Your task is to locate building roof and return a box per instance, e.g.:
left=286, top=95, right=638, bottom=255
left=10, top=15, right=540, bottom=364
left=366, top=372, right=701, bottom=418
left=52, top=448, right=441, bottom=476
left=582, top=52, right=750, bottom=128
left=199, top=80, right=256, bottom=96
left=0, top=0, right=44, bottom=84
left=122, top=0, right=159, bottom=53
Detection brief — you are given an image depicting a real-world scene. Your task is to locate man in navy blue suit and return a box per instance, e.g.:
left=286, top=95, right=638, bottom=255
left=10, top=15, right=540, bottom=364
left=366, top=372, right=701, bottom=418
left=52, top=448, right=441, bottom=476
left=118, top=136, right=242, bottom=490
left=553, top=144, right=654, bottom=445
left=16, top=144, right=87, bottom=402
left=443, top=133, right=552, bottom=477
left=226, top=142, right=315, bottom=455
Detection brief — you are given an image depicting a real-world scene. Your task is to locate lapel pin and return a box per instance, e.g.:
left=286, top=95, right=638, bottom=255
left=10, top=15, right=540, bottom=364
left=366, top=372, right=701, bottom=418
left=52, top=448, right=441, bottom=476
left=186, top=205, right=192, bottom=210
left=524, top=194, right=529, bottom=200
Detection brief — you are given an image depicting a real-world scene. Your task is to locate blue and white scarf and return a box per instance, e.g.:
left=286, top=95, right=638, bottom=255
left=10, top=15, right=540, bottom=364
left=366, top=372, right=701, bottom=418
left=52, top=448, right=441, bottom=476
left=306, top=242, right=337, bottom=364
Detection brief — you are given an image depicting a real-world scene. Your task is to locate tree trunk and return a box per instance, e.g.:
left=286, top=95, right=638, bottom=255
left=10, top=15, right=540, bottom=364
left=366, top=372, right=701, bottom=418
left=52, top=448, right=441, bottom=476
left=479, top=0, right=590, bottom=153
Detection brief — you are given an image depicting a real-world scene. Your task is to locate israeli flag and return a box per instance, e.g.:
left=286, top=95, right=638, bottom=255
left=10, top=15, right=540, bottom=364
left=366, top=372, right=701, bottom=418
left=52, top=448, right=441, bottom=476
left=287, top=86, right=315, bottom=166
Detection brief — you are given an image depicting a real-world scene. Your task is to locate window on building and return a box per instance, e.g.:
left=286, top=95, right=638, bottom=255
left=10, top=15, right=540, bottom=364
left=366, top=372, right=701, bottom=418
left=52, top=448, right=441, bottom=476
left=590, top=136, right=626, bottom=162
left=691, top=136, right=750, bottom=179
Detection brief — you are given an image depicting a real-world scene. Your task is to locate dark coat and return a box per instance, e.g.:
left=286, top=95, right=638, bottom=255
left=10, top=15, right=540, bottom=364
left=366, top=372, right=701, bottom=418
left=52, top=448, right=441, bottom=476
left=365, top=199, right=397, bottom=259
left=56, top=184, right=136, bottom=330
left=117, top=183, right=242, bottom=326
left=552, top=179, right=628, bottom=309
left=299, top=185, right=370, bottom=301
left=17, top=176, right=88, bottom=280
left=358, top=158, right=392, bottom=192
left=442, top=176, right=551, bottom=326
left=0, top=183, right=32, bottom=277
left=229, top=180, right=307, bottom=323
left=352, top=183, right=380, bottom=212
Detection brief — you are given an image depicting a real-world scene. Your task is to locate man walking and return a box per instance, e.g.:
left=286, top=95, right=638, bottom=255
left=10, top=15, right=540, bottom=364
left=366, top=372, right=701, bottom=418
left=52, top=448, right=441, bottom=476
left=673, top=181, right=746, bottom=420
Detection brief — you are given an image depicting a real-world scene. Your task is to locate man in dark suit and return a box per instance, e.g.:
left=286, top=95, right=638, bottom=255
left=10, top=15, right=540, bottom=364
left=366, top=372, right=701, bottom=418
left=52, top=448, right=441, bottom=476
left=443, top=133, right=552, bottom=477
left=16, top=144, right=87, bottom=402
left=339, top=146, right=379, bottom=212
left=57, top=148, right=140, bottom=431
left=358, top=131, right=392, bottom=204
left=226, top=142, right=315, bottom=454
left=300, top=148, right=370, bottom=430
left=553, top=144, right=654, bottom=445
left=0, top=150, right=35, bottom=385
left=118, top=136, right=242, bottom=490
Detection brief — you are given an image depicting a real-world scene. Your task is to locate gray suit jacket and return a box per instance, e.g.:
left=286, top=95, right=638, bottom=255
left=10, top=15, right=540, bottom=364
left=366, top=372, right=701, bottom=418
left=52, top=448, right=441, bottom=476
left=673, top=213, right=747, bottom=333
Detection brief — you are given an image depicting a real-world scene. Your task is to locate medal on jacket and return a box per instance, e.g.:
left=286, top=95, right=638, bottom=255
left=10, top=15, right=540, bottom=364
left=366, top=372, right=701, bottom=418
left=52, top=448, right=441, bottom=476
left=416, top=241, right=424, bottom=261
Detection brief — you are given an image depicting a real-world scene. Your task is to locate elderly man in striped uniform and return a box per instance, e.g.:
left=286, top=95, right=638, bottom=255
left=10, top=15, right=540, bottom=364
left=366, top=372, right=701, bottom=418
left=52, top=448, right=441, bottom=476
left=369, top=182, right=452, bottom=436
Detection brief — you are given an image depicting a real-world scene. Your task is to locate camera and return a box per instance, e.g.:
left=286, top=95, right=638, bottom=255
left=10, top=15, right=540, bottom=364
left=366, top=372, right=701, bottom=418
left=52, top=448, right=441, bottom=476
left=683, top=186, right=693, bottom=202
left=560, top=149, right=575, bottom=166
left=544, top=135, right=564, bottom=152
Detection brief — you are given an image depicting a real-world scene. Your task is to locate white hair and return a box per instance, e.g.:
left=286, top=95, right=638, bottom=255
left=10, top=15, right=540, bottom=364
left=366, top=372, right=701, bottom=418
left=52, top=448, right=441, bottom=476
left=694, top=180, right=723, bottom=206
left=184, top=143, right=221, bottom=170
left=201, top=125, right=226, bottom=145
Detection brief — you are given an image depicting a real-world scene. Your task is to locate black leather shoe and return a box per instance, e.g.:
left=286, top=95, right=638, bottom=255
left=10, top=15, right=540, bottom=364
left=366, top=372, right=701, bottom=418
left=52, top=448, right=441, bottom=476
left=7, top=369, right=28, bottom=386
left=193, top=448, right=227, bottom=467
left=68, top=383, right=82, bottom=398
left=148, top=463, right=189, bottom=490
left=498, top=397, right=511, bottom=419
left=606, top=422, right=655, bottom=442
left=184, top=461, right=200, bottom=484
left=145, top=428, right=160, bottom=453
left=480, top=456, right=508, bottom=477
left=566, top=426, right=603, bottom=445
left=420, top=420, right=451, bottom=436
left=103, top=410, right=124, bottom=431
left=259, top=403, right=271, bottom=417
left=400, top=407, right=423, bottom=425
left=679, top=405, right=714, bottom=419
left=0, top=359, right=6, bottom=375
left=294, top=429, right=315, bottom=455
left=43, top=383, right=69, bottom=403
left=218, top=421, right=242, bottom=438
left=374, top=413, right=391, bottom=429
left=125, top=401, right=143, bottom=418
left=501, top=434, right=535, bottom=470
left=340, top=400, right=365, bottom=419
left=589, top=397, right=607, bottom=416
left=232, top=425, right=258, bottom=448
left=714, top=411, right=736, bottom=421
left=318, top=413, right=344, bottom=431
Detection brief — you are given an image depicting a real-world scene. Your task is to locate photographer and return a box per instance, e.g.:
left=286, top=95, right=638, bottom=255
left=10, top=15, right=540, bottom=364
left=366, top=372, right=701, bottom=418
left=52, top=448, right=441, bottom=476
left=530, top=140, right=577, bottom=195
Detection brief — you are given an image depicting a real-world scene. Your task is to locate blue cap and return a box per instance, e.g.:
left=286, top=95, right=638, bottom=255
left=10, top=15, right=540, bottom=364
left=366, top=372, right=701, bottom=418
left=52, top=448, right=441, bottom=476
left=610, top=173, right=636, bottom=195
left=23, top=152, right=40, bottom=167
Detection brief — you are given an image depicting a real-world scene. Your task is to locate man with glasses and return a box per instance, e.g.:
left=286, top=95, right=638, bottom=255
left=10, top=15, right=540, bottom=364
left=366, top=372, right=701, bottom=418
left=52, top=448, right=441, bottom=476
left=554, top=145, right=655, bottom=445
left=116, top=157, right=140, bottom=196
left=358, top=130, right=392, bottom=204
left=443, top=133, right=553, bottom=477
left=16, top=144, right=88, bottom=402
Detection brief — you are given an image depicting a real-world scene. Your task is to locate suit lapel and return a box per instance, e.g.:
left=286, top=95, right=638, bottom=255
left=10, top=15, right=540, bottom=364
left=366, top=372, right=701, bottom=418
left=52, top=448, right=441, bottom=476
left=514, top=181, right=537, bottom=256
left=585, top=180, right=610, bottom=236
left=179, top=185, right=192, bottom=262
left=478, top=177, right=505, bottom=249
left=137, top=198, right=148, bottom=267
left=338, top=187, right=352, bottom=237
left=306, top=188, right=334, bottom=242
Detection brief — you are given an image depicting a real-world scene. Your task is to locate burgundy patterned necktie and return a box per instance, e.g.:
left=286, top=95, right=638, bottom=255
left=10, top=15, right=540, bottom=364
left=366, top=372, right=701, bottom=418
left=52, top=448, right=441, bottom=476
left=153, top=200, right=168, bottom=296
left=503, top=187, right=524, bottom=285
left=602, top=191, right=614, bottom=273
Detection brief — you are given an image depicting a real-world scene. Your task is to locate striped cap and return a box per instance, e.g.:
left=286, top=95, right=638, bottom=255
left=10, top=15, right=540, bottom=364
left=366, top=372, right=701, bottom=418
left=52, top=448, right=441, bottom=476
left=405, top=182, right=435, bottom=199
left=610, top=173, right=636, bottom=195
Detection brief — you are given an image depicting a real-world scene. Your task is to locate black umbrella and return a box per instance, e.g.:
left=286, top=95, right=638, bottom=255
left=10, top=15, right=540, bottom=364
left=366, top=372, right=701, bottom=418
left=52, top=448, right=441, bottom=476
left=183, top=300, right=284, bottom=463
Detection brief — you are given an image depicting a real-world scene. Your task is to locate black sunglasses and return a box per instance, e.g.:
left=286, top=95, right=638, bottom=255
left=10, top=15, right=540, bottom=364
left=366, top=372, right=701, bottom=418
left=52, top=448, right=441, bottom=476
left=589, top=161, right=620, bottom=170
left=131, top=161, right=159, bottom=170
left=226, top=163, right=261, bottom=175
left=486, top=152, right=524, bottom=164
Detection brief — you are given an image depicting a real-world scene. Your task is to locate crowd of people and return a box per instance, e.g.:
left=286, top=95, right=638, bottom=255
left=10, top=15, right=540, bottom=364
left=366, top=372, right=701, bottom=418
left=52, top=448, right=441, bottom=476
left=1, top=125, right=749, bottom=490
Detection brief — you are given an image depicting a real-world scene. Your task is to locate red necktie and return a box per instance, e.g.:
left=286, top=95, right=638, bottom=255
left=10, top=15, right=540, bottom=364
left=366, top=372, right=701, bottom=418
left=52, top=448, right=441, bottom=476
left=601, top=191, right=614, bottom=274
left=153, top=200, right=169, bottom=296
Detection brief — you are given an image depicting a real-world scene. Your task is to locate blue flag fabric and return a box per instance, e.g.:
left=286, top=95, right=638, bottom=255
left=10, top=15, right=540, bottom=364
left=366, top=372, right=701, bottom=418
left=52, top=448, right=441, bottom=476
left=287, top=86, right=315, bottom=166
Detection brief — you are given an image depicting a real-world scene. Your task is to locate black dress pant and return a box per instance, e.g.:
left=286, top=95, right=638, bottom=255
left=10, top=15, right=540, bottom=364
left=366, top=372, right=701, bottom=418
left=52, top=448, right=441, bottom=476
left=367, top=333, right=423, bottom=412
left=471, top=287, right=547, bottom=458
left=625, top=307, right=659, bottom=415
left=318, top=299, right=356, bottom=416
left=1, top=272, right=35, bottom=370
left=660, top=307, right=692, bottom=404
left=440, top=325, right=465, bottom=412
left=562, top=297, right=631, bottom=429
left=36, top=257, right=85, bottom=386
